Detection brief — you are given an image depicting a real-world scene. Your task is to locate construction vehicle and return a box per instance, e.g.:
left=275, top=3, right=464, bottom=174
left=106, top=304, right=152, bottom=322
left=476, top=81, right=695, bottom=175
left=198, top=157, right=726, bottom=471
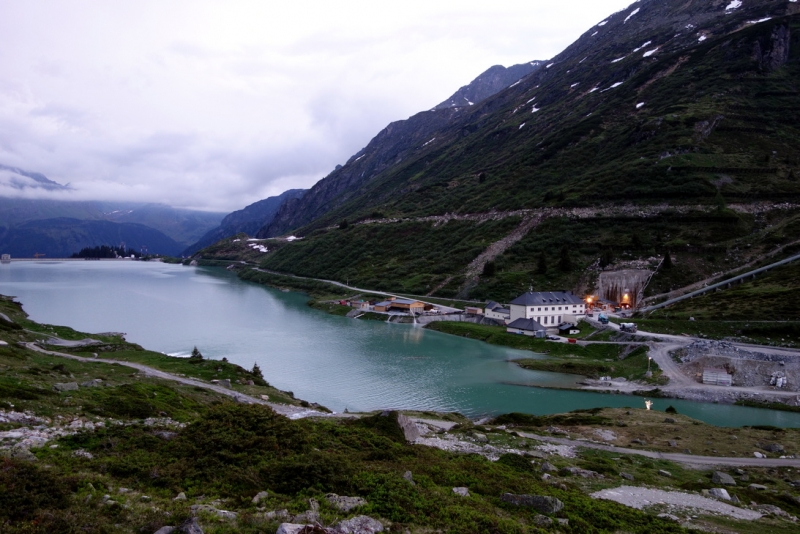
left=620, top=323, right=638, bottom=333
left=597, top=313, right=609, bottom=325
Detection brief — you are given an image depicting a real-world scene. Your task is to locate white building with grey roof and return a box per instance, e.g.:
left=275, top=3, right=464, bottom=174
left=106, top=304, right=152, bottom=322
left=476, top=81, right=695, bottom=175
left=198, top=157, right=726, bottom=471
left=508, top=291, right=586, bottom=329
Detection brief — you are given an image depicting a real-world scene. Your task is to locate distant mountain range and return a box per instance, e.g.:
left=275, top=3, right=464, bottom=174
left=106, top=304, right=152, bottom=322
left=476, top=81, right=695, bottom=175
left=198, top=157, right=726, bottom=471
left=0, top=164, right=70, bottom=190
left=0, top=218, right=183, bottom=258
left=0, top=166, right=305, bottom=257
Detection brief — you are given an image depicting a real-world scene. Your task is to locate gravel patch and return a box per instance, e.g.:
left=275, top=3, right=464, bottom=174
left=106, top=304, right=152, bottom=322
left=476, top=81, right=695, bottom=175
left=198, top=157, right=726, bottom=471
left=591, top=485, right=762, bottom=521
left=414, top=434, right=527, bottom=461
left=593, top=428, right=617, bottom=442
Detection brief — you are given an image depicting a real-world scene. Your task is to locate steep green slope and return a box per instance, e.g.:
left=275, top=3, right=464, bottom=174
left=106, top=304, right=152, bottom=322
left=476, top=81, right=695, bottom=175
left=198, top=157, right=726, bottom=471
left=207, top=2, right=800, bottom=304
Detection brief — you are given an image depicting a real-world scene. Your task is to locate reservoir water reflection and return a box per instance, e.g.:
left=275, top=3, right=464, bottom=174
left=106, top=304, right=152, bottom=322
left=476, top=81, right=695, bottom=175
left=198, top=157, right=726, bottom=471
left=2, top=260, right=800, bottom=428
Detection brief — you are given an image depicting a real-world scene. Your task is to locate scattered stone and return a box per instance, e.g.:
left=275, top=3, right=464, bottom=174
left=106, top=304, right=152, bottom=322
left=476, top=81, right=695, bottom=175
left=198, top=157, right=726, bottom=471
left=709, top=488, right=731, bottom=501
left=754, top=503, right=796, bottom=520
left=500, top=493, right=564, bottom=514
left=218, top=379, right=231, bottom=389
left=526, top=450, right=547, bottom=459
left=326, top=493, right=367, bottom=511
left=452, top=487, right=469, bottom=497
left=748, top=484, right=767, bottom=491
left=711, top=471, right=736, bottom=486
left=657, top=513, right=680, bottom=522
left=541, top=462, right=557, bottom=473
left=153, top=527, right=175, bottom=534
left=631, top=439, right=647, bottom=445
left=472, top=432, right=488, bottom=443
left=556, top=518, right=569, bottom=526
left=754, top=452, right=766, bottom=458
left=559, top=466, right=600, bottom=478
left=396, top=414, right=420, bottom=442
left=547, top=426, right=568, bottom=435
left=176, top=517, right=204, bottom=534
left=154, top=431, right=178, bottom=441
left=276, top=525, right=312, bottom=534
left=102, top=494, right=111, bottom=502
left=620, top=472, right=635, bottom=481
left=658, top=470, right=672, bottom=477
left=541, top=473, right=551, bottom=481
left=79, top=379, right=103, bottom=388
left=174, top=492, right=187, bottom=501
left=740, top=474, right=750, bottom=481
left=663, top=418, right=676, bottom=424
left=73, top=449, right=93, bottom=459
left=53, top=382, right=79, bottom=392
left=260, top=394, right=270, bottom=401
left=668, top=440, right=677, bottom=447
left=252, top=491, right=269, bottom=504
left=761, top=443, right=785, bottom=454
left=403, top=471, right=415, bottom=485
left=334, top=515, right=384, bottom=533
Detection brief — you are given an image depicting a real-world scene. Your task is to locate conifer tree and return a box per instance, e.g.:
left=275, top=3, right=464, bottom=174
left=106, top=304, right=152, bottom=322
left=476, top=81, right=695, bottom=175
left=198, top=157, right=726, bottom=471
left=251, top=362, right=263, bottom=379
left=190, top=346, right=203, bottom=361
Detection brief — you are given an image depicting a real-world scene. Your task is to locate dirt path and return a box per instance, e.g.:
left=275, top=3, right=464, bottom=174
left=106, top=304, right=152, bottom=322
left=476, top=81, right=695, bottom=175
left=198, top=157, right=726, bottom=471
left=24, top=342, right=328, bottom=419
left=456, top=213, right=547, bottom=299
left=516, top=431, right=800, bottom=468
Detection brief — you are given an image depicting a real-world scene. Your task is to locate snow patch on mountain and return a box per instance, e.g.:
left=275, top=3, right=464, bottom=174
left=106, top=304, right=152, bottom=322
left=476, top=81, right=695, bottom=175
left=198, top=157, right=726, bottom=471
left=531, top=106, right=540, bottom=113
left=643, top=47, right=659, bottom=57
left=725, top=1, right=742, bottom=11
left=624, top=8, right=640, bottom=24
left=633, top=41, right=652, bottom=53
left=598, top=20, right=608, bottom=27
left=519, top=123, right=526, bottom=130
left=612, top=57, right=626, bottom=63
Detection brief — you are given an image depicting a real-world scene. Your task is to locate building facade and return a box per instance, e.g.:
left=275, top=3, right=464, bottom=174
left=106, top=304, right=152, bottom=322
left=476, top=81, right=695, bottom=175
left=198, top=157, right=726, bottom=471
left=508, top=291, right=585, bottom=328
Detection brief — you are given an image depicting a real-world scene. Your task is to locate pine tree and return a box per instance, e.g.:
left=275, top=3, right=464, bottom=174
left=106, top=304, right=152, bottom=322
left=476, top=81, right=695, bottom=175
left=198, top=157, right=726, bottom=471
left=251, top=362, right=263, bottom=379
left=662, top=250, right=673, bottom=270
left=190, top=346, right=203, bottom=361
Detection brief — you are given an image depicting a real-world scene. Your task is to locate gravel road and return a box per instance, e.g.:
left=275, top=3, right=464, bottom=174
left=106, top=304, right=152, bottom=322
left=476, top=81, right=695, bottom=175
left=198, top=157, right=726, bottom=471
left=591, top=485, right=763, bottom=520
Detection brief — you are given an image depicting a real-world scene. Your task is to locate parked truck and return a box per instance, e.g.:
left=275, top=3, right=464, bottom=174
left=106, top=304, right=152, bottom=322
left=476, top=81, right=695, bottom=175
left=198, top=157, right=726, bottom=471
left=620, top=322, right=638, bottom=333
left=597, top=313, right=609, bottom=325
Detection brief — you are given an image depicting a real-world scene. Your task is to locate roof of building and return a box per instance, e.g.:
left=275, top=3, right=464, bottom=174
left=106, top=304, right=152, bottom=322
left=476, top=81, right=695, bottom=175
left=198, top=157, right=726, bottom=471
left=507, top=318, right=547, bottom=332
left=558, top=323, right=575, bottom=330
left=486, top=301, right=500, bottom=309
left=392, top=298, right=422, bottom=305
left=374, top=301, right=394, bottom=307
left=510, top=291, right=584, bottom=306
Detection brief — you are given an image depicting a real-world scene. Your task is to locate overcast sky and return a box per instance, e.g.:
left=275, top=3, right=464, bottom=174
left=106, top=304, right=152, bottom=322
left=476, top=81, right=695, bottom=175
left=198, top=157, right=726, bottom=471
left=0, top=0, right=635, bottom=212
